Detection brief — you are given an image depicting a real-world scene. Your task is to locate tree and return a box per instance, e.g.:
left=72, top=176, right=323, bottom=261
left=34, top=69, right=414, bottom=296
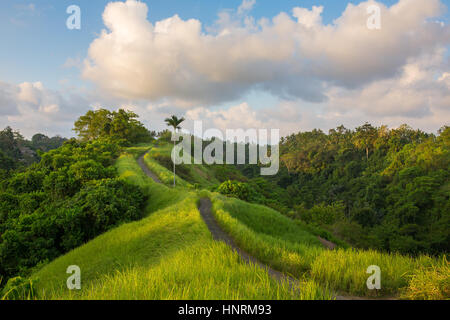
left=73, top=109, right=153, bottom=144
left=164, top=116, right=185, bottom=187
left=0, top=127, right=22, bottom=160
left=353, top=123, right=378, bottom=160
left=73, top=109, right=113, bottom=141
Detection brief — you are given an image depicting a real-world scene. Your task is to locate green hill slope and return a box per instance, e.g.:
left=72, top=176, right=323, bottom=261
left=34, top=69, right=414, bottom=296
left=29, top=146, right=330, bottom=300
left=26, top=144, right=448, bottom=300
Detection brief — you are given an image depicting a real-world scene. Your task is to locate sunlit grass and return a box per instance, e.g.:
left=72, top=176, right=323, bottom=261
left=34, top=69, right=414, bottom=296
left=204, top=190, right=448, bottom=299
left=400, top=257, right=449, bottom=300
left=52, top=242, right=332, bottom=300
left=143, top=151, right=192, bottom=188
left=27, top=146, right=448, bottom=300
left=30, top=149, right=331, bottom=300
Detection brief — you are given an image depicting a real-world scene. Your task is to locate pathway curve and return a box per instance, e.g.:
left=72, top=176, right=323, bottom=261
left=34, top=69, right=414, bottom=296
left=138, top=153, right=162, bottom=184
left=137, top=152, right=380, bottom=300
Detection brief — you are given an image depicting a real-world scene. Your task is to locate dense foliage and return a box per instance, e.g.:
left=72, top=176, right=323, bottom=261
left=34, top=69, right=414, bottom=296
left=0, top=127, right=66, bottom=171
left=217, top=180, right=251, bottom=201
left=239, top=124, right=449, bottom=255
left=73, top=109, right=155, bottom=144
left=0, top=139, right=147, bottom=287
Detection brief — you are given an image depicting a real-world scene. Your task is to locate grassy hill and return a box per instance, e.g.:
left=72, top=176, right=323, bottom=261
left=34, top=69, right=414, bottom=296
left=23, top=143, right=449, bottom=300
left=28, top=145, right=330, bottom=300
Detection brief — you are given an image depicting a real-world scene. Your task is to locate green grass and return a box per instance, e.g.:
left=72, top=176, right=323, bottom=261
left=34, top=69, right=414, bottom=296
left=28, top=147, right=331, bottom=300
left=25, top=144, right=448, bottom=300
left=50, top=241, right=332, bottom=300
left=205, top=191, right=325, bottom=276
left=399, top=256, right=449, bottom=300
left=143, top=147, right=192, bottom=188
left=204, top=190, right=448, bottom=298
left=116, top=150, right=187, bottom=213
left=146, top=143, right=246, bottom=189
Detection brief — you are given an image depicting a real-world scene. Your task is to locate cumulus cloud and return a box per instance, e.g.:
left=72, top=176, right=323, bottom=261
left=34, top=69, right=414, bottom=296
left=327, top=48, right=450, bottom=123
left=82, top=0, right=449, bottom=107
left=293, top=5, right=324, bottom=28
left=184, top=101, right=311, bottom=138
left=0, top=81, right=93, bottom=138
left=183, top=46, right=450, bottom=135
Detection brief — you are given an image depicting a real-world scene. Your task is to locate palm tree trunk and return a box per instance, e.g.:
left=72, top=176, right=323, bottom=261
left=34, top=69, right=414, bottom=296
left=173, top=139, right=176, bottom=187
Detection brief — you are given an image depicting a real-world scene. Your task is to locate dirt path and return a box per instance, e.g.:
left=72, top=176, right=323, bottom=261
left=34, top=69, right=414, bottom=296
left=318, top=236, right=337, bottom=250
left=138, top=153, right=162, bottom=184
left=198, top=198, right=300, bottom=287
left=136, top=153, right=378, bottom=300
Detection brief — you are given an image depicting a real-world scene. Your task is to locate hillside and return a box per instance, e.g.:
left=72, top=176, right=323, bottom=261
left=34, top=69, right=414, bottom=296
left=18, top=143, right=448, bottom=300
left=27, top=146, right=329, bottom=300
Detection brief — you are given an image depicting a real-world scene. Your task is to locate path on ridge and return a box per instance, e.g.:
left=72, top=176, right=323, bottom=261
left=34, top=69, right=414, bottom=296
left=137, top=152, right=375, bottom=300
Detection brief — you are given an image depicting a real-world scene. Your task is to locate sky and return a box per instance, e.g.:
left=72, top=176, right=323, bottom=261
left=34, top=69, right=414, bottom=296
left=0, top=0, right=449, bottom=138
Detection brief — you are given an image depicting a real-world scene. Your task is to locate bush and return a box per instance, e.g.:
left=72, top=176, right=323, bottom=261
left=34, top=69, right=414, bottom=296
left=217, top=180, right=251, bottom=201
left=0, top=179, right=146, bottom=281
left=7, top=170, right=45, bottom=194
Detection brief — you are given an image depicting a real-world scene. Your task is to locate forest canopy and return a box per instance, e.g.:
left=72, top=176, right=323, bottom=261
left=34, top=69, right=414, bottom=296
left=238, top=123, right=449, bottom=255
left=73, top=109, right=155, bottom=144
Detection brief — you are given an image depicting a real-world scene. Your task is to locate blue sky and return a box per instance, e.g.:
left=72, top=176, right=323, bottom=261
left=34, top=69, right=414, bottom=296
left=0, top=0, right=449, bottom=138
left=0, top=0, right=414, bottom=90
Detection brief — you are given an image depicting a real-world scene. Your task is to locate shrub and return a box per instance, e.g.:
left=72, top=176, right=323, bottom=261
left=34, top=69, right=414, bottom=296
left=217, top=180, right=251, bottom=201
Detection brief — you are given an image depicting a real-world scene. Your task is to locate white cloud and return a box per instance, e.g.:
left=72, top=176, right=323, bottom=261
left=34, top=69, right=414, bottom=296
left=184, top=101, right=311, bottom=138
left=0, top=82, right=20, bottom=116
left=327, top=48, right=450, bottom=122
left=237, top=0, right=256, bottom=15
left=0, top=81, right=93, bottom=138
left=293, top=5, right=323, bottom=28
left=82, top=0, right=449, bottom=107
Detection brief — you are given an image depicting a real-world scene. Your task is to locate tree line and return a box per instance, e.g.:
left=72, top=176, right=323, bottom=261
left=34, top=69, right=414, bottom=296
left=0, top=127, right=67, bottom=172
left=237, top=123, right=449, bottom=255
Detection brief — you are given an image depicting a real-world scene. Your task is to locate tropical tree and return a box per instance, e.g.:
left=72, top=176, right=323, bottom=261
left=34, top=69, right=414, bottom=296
left=164, top=115, right=185, bottom=187
left=353, top=123, right=378, bottom=160
left=73, top=109, right=153, bottom=144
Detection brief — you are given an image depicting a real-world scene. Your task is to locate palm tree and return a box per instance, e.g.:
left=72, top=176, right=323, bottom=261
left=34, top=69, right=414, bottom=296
left=164, top=115, right=185, bottom=187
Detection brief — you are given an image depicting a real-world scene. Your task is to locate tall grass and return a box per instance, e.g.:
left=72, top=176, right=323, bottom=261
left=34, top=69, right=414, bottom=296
left=26, top=147, right=448, bottom=300
left=204, top=191, right=324, bottom=275
left=32, top=196, right=203, bottom=297
left=400, top=257, right=449, bottom=300
left=52, top=242, right=332, bottom=300
left=205, top=191, right=449, bottom=299
left=143, top=151, right=192, bottom=188
left=117, top=150, right=188, bottom=213
left=30, top=149, right=332, bottom=300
